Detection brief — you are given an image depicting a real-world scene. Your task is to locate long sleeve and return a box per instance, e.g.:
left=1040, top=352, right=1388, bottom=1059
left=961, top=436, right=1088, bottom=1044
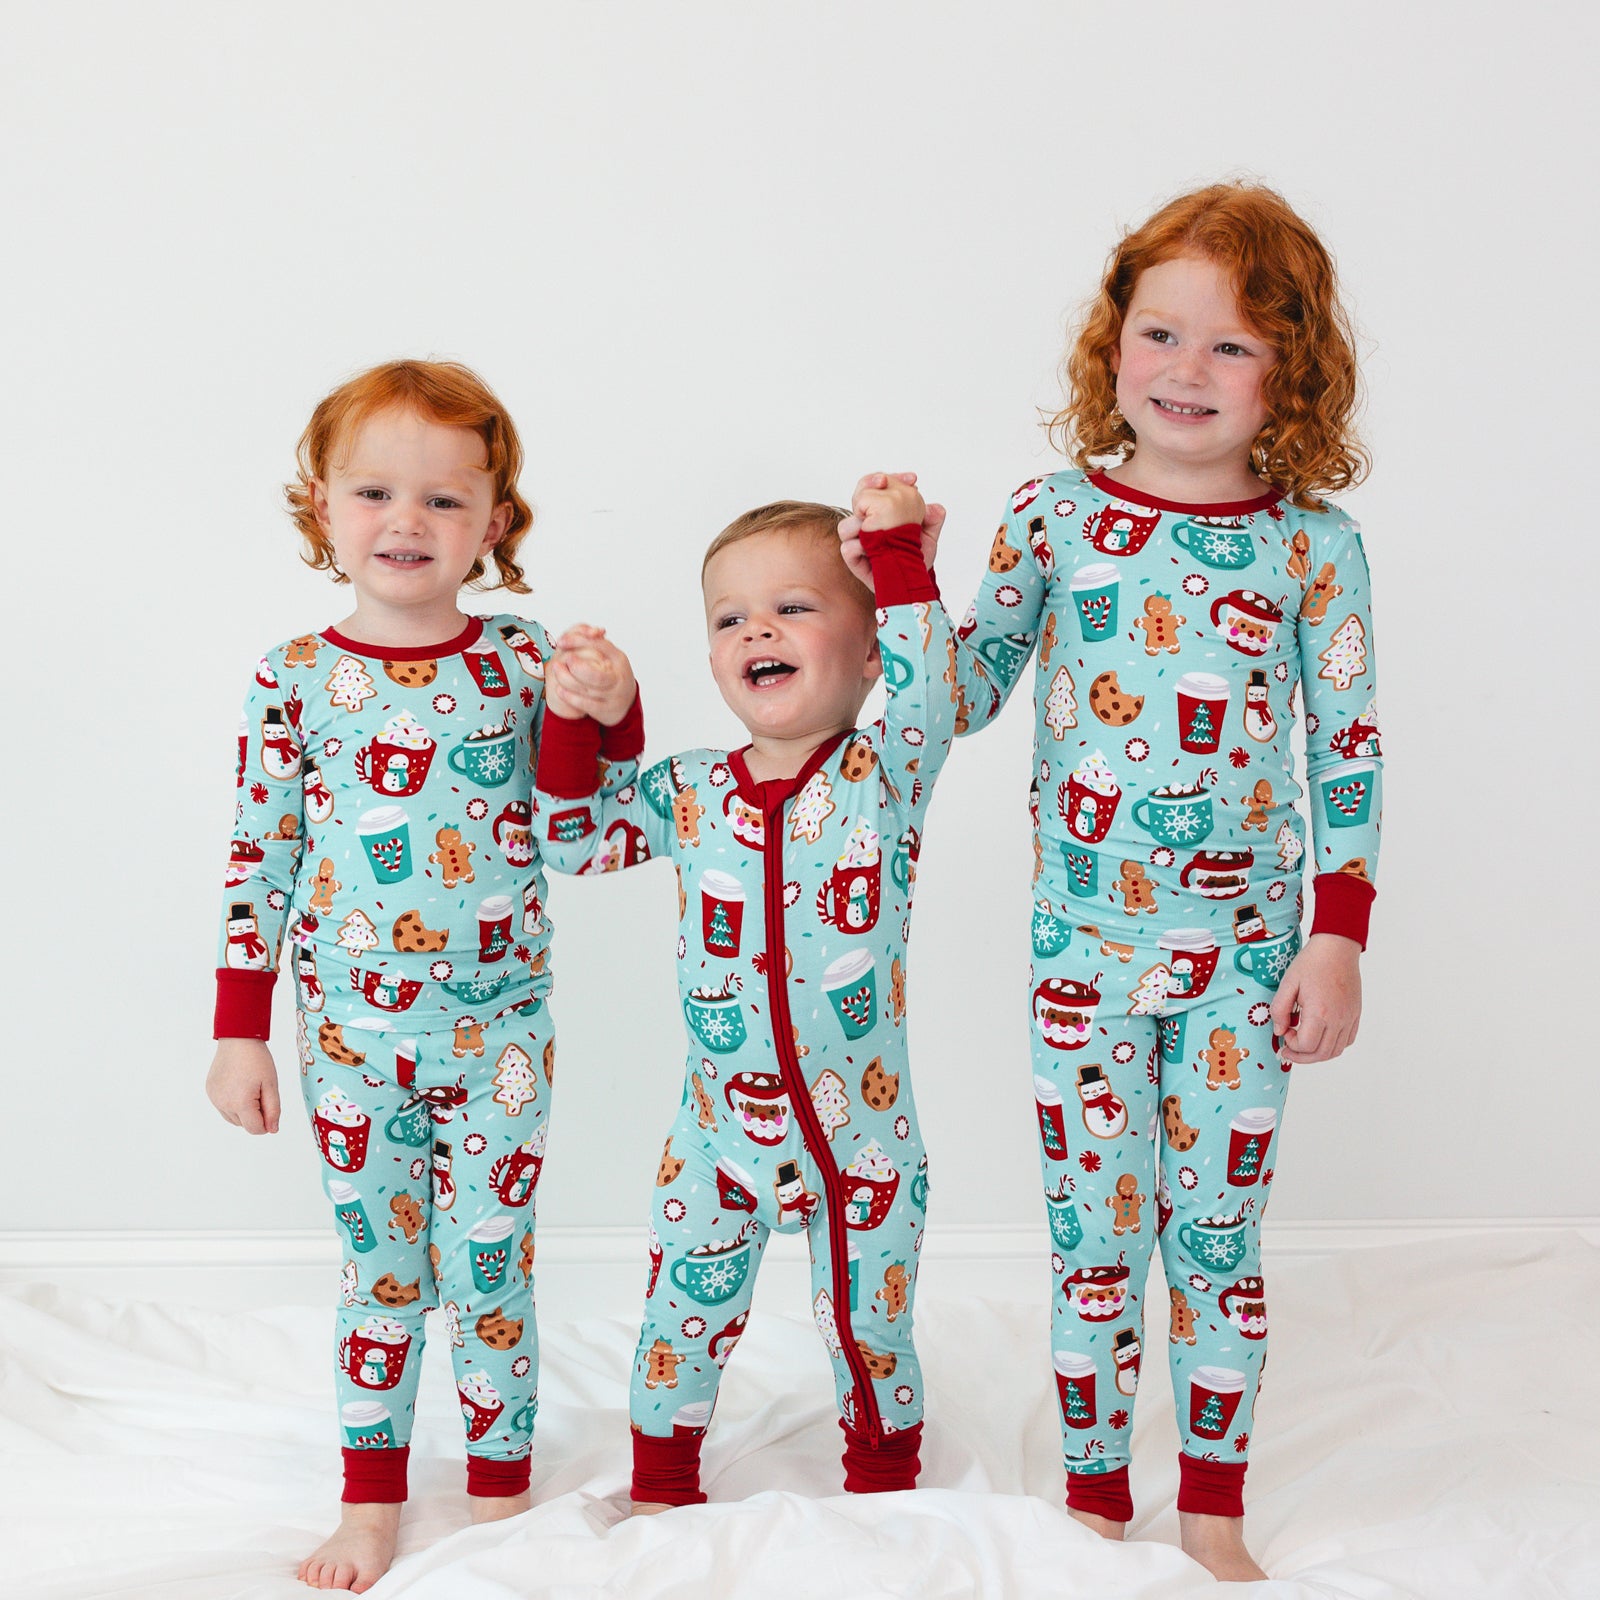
left=214, top=660, right=307, bottom=1038
left=533, top=698, right=678, bottom=876
left=1297, top=507, right=1383, bottom=946
left=859, top=523, right=958, bottom=835
left=947, top=482, right=1053, bottom=738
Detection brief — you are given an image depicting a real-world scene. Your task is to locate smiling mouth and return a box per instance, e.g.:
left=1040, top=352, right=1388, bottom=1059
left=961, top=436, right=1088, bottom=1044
left=744, top=657, right=797, bottom=689
left=377, top=552, right=433, bottom=567
left=1152, top=398, right=1216, bottom=417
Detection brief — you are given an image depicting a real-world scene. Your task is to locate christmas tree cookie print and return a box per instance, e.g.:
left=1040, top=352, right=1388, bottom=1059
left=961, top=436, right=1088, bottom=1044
left=327, top=655, right=377, bottom=713
left=1317, top=615, right=1367, bottom=691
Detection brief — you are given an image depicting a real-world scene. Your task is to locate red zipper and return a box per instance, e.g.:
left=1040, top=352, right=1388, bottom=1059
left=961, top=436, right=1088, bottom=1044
left=749, top=749, right=883, bottom=1449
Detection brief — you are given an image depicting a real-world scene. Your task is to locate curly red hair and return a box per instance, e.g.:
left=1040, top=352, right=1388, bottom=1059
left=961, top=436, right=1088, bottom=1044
left=286, top=359, right=534, bottom=592
left=1049, top=182, right=1368, bottom=509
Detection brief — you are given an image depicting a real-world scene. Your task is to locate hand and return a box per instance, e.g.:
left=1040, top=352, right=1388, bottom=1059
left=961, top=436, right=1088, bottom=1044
left=207, top=1038, right=282, bottom=1134
left=1270, top=934, right=1362, bottom=1064
left=547, top=625, right=638, bottom=725
left=838, top=472, right=944, bottom=588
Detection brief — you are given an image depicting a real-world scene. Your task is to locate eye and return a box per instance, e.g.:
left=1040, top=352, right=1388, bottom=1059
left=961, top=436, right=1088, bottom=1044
left=1217, top=342, right=1249, bottom=357
left=779, top=604, right=810, bottom=615
left=428, top=497, right=463, bottom=511
left=357, top=488, right=389, bottom=501
left=1144, top=329, right=1173, bottom=344
left=715, top=614, right=742, bottom=630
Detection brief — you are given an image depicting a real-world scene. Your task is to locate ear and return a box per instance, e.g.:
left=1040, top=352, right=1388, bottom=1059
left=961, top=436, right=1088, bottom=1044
left=482, top=501, right=513, bottom=552
left=310, top=479, right=332, bottom=532
left=863, top=634, right=884, bottom=685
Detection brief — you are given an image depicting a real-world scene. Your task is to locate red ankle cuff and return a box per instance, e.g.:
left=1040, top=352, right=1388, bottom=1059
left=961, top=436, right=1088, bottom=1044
left=341, top=1444, right=409, bottom=1503
left=840, top=1420, right=922, bottom=1493
left=467, top=1453, right=531, bottom=1497
left=1066, top=1465, right=1132, bottom=1522
left=1176, top=1453, right=1246, bottom=1517
left=632, top=1432, right=707, bottom=1506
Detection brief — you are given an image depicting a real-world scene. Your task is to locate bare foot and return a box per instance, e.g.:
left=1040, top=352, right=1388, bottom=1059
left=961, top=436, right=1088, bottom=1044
left=298, top=1502, right=402, bottom=1593
left=1067, top=1509, right=1126, bottom=1541
left=630, top=1501, right=674, bottom=1517
left=1179, top=1511, right=1267, bottom=1582
left=470, top=1491, right=531, bottom=1525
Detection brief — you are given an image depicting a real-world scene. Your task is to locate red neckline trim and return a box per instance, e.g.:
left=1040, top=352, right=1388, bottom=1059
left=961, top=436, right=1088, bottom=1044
left=728, top=731, right=850, bottom=807
left=1088, top=470, right=1283, bottom=517
left=319, top=615, right=485, bottom=661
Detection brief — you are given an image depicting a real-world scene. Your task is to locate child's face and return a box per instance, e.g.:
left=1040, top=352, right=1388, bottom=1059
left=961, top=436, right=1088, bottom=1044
left=1113, top=255, right=1271, bottom=479
left=703, top=531, right=881, bottom=748
left=312, top=408, right=511, bottom=614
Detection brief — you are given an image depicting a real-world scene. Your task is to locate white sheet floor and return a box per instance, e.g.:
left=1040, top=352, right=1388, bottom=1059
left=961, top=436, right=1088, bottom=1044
left=2, top=1230, right=1595, bottom=1599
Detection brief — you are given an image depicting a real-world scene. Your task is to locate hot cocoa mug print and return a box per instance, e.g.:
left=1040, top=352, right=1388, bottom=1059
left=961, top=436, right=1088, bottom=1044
left=1178, top=1213, right=1247, bottom=1273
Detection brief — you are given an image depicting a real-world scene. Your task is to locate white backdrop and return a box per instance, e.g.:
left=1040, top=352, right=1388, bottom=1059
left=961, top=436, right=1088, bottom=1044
left=3, top=1, right=1594, bottom=1244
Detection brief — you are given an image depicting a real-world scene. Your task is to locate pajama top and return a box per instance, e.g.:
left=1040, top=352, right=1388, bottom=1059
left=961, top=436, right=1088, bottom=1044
left=215, top=612, right=643, bottom=1044
left=533, top=526, right=955, bottom=1447
left=951, top=469, right=1383, bottom=957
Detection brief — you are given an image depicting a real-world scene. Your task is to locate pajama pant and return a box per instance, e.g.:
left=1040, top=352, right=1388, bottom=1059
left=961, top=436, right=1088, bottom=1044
left=1030, top=917, right=1293, bottom=1521
left=301, top=1002, right=554, bottom=1501
left=630, top=1099, right=929, bottom=1504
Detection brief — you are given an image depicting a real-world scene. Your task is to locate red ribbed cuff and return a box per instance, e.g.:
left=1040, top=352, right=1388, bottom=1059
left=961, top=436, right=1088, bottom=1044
left=840, top=1419, right=922, bottom=1493
left=1176, top=1453, right=1245, bottom=1518
left=1309, top=871, right=1375, bottom=948
left=213, top=968, right=276, bottom=1040
left=598, top=688, right=645, bottom=760
left=467, top=1452, right=531, bottom=1497
left=341, top=1444, right=409, bottom=1504
left=859, top=523, right=939, bottom=606
left=535, top=709, right=603, bottom=799
left=631, top=1432, right=707, bottom=1506
left=1066, top=1464, right=1132, bottom=1522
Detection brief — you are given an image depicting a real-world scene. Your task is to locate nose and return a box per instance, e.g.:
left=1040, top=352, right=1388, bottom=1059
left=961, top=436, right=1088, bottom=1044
left=741, top=616, right=776, bottom=642
left=389, top=498, right=427, bottom=536
left=1169, top=343, right=1207, bottom=382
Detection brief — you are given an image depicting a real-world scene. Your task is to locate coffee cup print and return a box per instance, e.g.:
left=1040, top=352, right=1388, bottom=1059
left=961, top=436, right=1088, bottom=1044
left=1062, top=751, right=1121, bottom=843
left=1218, top=1277, right=1268, bottom=1339
left=1132, top=782, right=1215, bottom=848
left=1060, top=845, right=1099, bottom=899
left=910, top=1153, right=930, bottom=1211
left=1210, top=589, right=1283, bottom=657
left=669, top=1238, right=753, bottom=1304
left=476, top=895, right=514, bottom=963
left=358, top=806, right=413, bottom=884
left=714, top=1155, right=758, bottom=1214
left=1157, top=929, right=1220, bottom=999
left=468, top=1215, right=514, bottom=1292
left=1318, top=759, right=1378, bottom=829
left=313, top=1091, right=371, bottom=1172
left=1031, top=898, right=1072, bottom=958
left=673, top=1401, right=714, bottom=1437
left=353, top=713, right=436, bottom=797
left=1035, top=1075, right=1070, bottom=1160
left=1070, top=565, right=1121, bottom=642
left=1157, top=1012, right=1187, bottom=1063
left=683, top=983, right=748, bottom=1053
left=847, top=1242, right=861, bottom=1311
left=1172, top=517, right=1256, bottom=569
left=1046, top=1188, right=1084, bottom=1252
left=463, top=645, right=511, bottom=698
left=824, top=949, right=878, bottom=1040
left=1064, top=1263, right=1131, bottom=1322
left=384, top=1097, right=432, bottom=1149
left=395, top=1039, right=417, bottom=1088
left=329, top=1180, right=377, bottom=1254
left=1178, top=1214, right=1248, bottom=1274
left=1226, top=1109, right=1276, bottom=1186
left=448, top=727, right=516, bottom=788
left=1232, top=927, right=1300, bottom=986
left=339, top=1316, right=412, bottom=1391
left=1175, top=674, right=1229, bottom=754
left=493, top=801, right=535, bottom=866
left=699, top=871, right=746, bottom=956
left=458, top=1372, right=505, bottom=1442
left=842, top=1141, right=902, bottom=1228
left=1054, top=1351, right=1098, bottom=1428
left=1189, top=1366, right=1247, bottom=1441
left=341, top=1401, right=396, bottom=1450
left=1087, top=500, right=1163, bottom=557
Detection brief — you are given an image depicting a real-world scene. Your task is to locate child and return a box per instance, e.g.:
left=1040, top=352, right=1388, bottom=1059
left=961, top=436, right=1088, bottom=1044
left=939, top=182, right=1382, bottom=1580
left=205, top=359, right=640, bottom=1593
left=533, top=486, right=953, bottom=1509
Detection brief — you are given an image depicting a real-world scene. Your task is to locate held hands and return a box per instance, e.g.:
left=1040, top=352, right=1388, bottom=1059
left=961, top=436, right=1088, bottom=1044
left=1270, top=933, right=1362, bottom=1065
left=207, top=1038, right=281, bottom=1135
left=546, top=625, right=638, bottom=724
left=838, top=471, right=943, bottom=590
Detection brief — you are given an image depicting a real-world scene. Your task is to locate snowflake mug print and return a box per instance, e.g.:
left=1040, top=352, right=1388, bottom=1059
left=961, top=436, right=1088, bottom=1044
left=1177, top=1214, right=1248, bottom=1274
left=669, top=1237, right=753, bottom=1305
left=1131, top=782, right=1215, bottom=847
left=448, top=727, right=516, bottom=788
left=1170, top=517, right=1257, bottom=570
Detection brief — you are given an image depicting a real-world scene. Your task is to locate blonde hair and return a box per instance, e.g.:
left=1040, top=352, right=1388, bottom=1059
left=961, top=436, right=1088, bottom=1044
left=286, top=359, right=534, bottom=592
left=1049, top=182, right=1368, bottom=510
